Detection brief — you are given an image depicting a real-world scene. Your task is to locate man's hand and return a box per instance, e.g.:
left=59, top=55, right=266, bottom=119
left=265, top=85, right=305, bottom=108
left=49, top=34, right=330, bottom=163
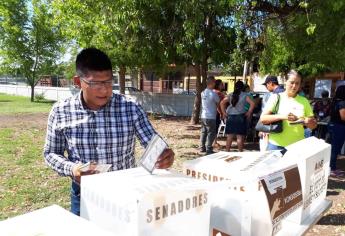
left=155, top=148, right=175, bottom=169
left=72, top=163, right=99, bottom=184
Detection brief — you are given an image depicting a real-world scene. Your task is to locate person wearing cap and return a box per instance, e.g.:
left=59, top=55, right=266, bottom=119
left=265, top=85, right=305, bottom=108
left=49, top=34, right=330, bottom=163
left=261, top=75, right=285, bottom=109
left=259, top=75, right=285, bottom=151
left=260, top=70, right=317, bottom=152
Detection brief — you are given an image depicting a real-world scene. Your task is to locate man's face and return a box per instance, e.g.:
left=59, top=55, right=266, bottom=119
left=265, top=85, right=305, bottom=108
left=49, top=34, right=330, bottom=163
left=80, top=70, right=113, bottom=110
left=265, top=82, right=274, bottom=92
left=209, top=80, right=216, bottom=89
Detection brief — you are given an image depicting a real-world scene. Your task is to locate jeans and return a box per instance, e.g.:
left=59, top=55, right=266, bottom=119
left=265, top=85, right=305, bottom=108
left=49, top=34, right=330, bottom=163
left=329, top=123, right=345, bottom=170
left=200, top=118, right=217, bottom=153
left=267, top=142, right=287, bottom=155
left=71, top=181, right=81, bottom=216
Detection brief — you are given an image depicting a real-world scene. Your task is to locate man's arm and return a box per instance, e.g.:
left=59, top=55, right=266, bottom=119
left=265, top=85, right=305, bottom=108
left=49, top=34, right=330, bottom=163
left=134, top=104, right=174, bottom=169
left=134, top=104, right=156, bottom=148
left=43, top=106, right=76, bottom=177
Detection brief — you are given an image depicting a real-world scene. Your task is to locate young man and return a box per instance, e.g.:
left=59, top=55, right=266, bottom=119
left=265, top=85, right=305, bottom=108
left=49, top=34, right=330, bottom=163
left=200, top=76, right=220, bottom=154
left=44, top=48, right=174, bottom=216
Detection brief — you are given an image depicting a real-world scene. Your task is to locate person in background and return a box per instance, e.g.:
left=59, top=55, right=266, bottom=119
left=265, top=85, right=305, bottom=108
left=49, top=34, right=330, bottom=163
left=313, top=90, right=331, bottom=139
left=200, top=76, right=220, bottom=154
left=259, top=75, right=285, bottom=151
left=220, top=81, right=255, bottom=152
left=329, top=85, right=345, bottom=177
left=43, top=48, right=174, bottom=216
left=243, top=84, right=255, bottom=140
left=260, top=70, right=317, bottom=153
left=213, top=79, right=225, bottom=148
left=314, top=90, right=331, bottom=121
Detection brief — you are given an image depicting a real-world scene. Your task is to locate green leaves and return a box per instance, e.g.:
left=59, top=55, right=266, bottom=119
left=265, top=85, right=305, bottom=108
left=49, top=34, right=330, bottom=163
left=306, top=23, right=316, bottom=35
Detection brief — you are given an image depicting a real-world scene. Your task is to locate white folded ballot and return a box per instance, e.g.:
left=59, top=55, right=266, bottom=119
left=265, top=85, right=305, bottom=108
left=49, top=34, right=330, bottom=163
left=183, top=151, right=304, bottom=236
left=139, top=134, right=168, bottom=174
left=80, top=167, right=212, bottom=236
left=0, top=205, right=113, bottom=236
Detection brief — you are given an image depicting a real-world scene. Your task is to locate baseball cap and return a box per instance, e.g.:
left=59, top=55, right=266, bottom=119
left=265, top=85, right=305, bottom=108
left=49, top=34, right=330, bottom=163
left=262, top=75, right=278, bottom=85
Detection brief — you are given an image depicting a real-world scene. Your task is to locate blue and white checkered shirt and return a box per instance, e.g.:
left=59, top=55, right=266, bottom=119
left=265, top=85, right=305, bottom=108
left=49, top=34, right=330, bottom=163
left=43, top=92, right=156, bottom=177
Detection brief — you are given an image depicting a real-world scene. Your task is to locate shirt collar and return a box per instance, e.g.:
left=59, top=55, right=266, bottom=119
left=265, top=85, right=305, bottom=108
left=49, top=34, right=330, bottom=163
left=77, top=91, right=114, bottom=112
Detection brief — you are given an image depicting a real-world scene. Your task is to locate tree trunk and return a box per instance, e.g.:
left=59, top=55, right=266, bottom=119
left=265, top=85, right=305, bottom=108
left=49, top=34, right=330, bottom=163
left=119, top=65, right=126, bottom=94
left=201, top=56, right=208, bottom=89
left=242, top=60, right=248, bottom=83
left=190, top=64, right=202, bottom=124
left=30, top=84, right=35, bottom=102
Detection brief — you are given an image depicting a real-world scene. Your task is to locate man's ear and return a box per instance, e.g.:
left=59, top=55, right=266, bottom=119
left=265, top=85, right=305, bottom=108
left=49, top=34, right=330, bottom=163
left=73, top=76, right=81, bottom=88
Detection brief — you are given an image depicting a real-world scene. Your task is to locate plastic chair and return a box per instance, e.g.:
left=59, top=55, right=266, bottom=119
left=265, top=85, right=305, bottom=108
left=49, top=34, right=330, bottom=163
left=217, top=119, right=226, bottom=137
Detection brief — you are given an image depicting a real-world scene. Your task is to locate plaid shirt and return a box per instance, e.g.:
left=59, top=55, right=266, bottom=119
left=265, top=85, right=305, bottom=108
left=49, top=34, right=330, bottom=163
left=43, top=92, right=156, bottom=177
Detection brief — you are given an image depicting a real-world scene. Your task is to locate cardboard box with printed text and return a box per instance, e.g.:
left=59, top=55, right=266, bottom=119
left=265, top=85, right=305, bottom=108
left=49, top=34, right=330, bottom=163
left=80, top=167, right=212, bottom=236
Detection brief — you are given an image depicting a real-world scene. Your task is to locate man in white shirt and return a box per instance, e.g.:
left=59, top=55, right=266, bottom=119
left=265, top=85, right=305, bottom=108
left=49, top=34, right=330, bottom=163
left=200, top=76, right=220, bottom=154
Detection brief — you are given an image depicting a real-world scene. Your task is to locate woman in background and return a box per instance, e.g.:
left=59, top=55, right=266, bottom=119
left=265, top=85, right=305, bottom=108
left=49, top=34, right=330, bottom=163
left=329, top=85, right=345, bottom=177
left=213, top=79, right=225, bottom=148
left=260, top=70, right=316, bottom=152
left=220, top=81, right=255, bottom=152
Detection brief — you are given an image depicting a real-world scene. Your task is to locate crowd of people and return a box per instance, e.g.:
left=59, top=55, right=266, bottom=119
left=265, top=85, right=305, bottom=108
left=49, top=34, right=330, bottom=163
left=200, top=72, right=345, bottom=178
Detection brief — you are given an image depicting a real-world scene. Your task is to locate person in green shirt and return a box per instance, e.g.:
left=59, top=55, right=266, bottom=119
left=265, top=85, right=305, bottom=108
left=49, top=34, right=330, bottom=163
left=260, top=70, right=317, bottom=151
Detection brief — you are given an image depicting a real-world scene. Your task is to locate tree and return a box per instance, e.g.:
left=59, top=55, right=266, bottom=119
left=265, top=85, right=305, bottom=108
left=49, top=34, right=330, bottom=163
left=241, top=0, right=345, bottom=76
left=52, top=0, right=144, bottom=94
left=0, top=0, right=66, bottom=102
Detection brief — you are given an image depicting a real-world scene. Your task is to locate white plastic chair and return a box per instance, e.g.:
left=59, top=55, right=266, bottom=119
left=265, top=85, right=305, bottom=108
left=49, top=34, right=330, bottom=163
left=217, top=119, right=226, bottom=137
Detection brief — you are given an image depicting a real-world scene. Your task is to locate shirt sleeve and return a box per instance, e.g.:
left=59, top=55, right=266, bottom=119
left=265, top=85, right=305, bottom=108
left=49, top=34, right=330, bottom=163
left=43, top=105, right=76, bottom=177
left=134, top=104, right=157, bottom=148
left=304, top=99, right=314, bottom=117
left=263, top=94, right=279, bottom=114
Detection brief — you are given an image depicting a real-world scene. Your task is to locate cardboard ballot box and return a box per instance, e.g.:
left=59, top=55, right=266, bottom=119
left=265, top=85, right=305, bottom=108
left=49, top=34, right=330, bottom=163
left=183, top=137, right=332, bottom=236
left=0, top=205, right=113, bottom=236
left=183, top=151, right=304, bottom=236
left=80, top=167, right=212, bottom=236
left=282, top=137, right=331, bottom=225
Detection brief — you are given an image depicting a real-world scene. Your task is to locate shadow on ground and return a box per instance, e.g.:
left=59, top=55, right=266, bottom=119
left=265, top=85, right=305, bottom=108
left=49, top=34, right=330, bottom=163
left=317, top=214, right=345, bottom=226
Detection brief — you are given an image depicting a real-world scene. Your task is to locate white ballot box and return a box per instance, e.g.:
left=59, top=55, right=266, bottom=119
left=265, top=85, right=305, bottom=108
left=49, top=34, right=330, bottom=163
left=183, top=151, right=304, bottom=236
left=183, top=137, right=332, bottom=236
left=282, top=137, right=331, bottom=224
left=0, top=205, right=113, bottom=236
left=80, top=167, right=212, bottom=236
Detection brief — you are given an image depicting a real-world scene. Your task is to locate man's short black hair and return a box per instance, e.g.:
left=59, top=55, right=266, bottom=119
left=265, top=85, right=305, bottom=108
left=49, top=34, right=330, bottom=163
left=206, top=75, right=215, bottom=85
left=76, top=48, right=112, bottom=77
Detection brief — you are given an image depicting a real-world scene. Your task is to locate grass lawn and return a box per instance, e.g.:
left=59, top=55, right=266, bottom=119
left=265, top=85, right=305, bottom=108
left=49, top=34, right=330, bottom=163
left=0, top=93, right=69, bottom=220
left=0, top=93, right=54, bottom=114
left=0, top=127, right=70, bottom=220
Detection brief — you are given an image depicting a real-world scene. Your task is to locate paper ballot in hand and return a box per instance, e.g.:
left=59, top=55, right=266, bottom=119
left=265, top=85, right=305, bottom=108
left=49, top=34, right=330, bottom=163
left=139, top=134, right=168, bottom=174
left=78, top=162, right=112, bottom=174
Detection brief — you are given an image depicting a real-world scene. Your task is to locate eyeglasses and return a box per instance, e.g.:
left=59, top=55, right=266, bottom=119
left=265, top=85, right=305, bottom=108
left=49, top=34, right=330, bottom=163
left=80, top=78, right=113, bottom=89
